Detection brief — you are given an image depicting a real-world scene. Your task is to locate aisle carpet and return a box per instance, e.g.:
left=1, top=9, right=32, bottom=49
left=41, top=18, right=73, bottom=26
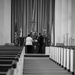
left=23, top=56, right=72, bottom=75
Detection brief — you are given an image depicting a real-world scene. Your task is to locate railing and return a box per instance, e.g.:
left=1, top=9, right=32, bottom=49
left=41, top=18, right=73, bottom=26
left=49, top=46, right=75, bottom=74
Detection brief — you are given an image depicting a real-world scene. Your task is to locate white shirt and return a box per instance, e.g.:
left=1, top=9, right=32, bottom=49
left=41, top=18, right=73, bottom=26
left=26, top=37, right=33, bottom=45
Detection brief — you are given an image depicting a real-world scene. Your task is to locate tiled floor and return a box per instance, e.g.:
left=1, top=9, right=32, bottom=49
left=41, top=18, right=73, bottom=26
left=23, top=57, right=72, bottom=75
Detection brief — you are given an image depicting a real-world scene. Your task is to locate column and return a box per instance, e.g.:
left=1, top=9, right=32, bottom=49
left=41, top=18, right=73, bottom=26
left=37, top=0, right=40, bottom=33
left=0, top=0, right=11, bottom=44
left=44, top=0, right=47, bottom=35
left=62, top=0, right=68, bottom=46
left=46, top=0, right=50, bottom=37
left=42, top=0, right=45, bottom=34
left=55, top=0, right=62, bottom=45
left=21, top=0, right=24, bottom=37
left=30, top=0, right=32, bottom=32
left=68, top=0, right=72, bottom=46
left=71, top=0, right=75, bottom=46
left=27, top=0, right=29, bottom=34
left=38, top=0, right=42, bottom=33
left=28, top=0, right=32, bottom=33
left=40, top=0, right=43, bottom=33
left=23, top=0, right=27, bottom=37
left=35, top=0, right=37, bottom=32
left=11, top=0, right=15, bottom=43
left=49, top=0, right=52, bottom=45
left=55, top=0, right=70, bottom=46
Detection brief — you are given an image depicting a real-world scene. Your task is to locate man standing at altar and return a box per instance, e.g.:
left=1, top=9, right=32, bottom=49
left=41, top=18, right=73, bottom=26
left=38, top=33, right=44, bottom=54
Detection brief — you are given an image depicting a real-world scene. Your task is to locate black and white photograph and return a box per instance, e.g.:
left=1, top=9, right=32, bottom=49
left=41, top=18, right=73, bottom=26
left=0, top=0, right=75, bottom=75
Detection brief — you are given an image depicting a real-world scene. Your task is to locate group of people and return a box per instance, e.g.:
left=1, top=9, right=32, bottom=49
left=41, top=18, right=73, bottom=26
left=25, top=32, right=44, bottom=54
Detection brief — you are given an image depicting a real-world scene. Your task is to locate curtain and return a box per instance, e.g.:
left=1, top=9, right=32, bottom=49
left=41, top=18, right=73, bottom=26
left=11, top=0, right=53, bottom=45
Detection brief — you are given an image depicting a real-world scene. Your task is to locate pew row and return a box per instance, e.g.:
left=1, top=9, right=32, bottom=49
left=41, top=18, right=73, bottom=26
left=0, top=46, right=25, bottom=75
left=49, top=46, right=75, bottom=74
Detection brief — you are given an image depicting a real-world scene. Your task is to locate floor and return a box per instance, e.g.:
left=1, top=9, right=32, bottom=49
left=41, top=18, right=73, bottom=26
left=23, top=56, right=72, bottom=75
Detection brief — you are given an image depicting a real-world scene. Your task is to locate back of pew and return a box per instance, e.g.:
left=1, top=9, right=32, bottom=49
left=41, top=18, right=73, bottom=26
left=0, top=46, right=24, bottom=75
left=0, top=60, right=16, bottom=70
left=0, top=60, right=17, bottom=75
left=0, top=45, right=23, bottom=49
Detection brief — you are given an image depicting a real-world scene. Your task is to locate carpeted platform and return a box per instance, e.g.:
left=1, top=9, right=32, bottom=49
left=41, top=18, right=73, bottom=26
left=23, top=57, right=72, bottom=75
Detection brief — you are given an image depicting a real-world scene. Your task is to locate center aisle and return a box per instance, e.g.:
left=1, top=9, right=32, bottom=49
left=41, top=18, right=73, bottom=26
left=23, top=56, right=71, bottom=75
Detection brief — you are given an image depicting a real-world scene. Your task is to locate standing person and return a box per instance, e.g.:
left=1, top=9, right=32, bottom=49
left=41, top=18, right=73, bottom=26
left=25, top=34, right=33, bottom=53
left=38, top=33, right=44, bottom=54
left=33, top=32, right=38, bottom=53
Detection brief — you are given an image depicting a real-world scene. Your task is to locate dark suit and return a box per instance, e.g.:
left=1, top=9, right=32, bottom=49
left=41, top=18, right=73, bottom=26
left=38, top=35, right=44, bottom=53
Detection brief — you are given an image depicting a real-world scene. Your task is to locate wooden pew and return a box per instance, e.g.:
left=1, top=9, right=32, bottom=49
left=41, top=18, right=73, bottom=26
left=0, top=59, right=17, bottom=75
left=0, top=46, right=23, bottom=75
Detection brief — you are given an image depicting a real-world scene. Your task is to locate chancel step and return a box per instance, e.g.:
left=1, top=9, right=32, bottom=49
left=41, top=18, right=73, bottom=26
left=24, top=54, right=49, bottom=57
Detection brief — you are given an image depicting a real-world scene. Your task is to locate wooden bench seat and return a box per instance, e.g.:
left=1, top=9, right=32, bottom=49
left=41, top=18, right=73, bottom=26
left=0, top=59, right=16, bottom=66
left=0, top=50, right=22, bottom=53
left=0, top=54, right=20, bottom=58
left=0, top=72, right=6, bottom=75
left=0, top=46, right=23, bottom=50
left=0, top=60, right=13, bottom=64
left=0, top=64, right=12, bottom=69
left=0, top=57, right=18, bottom=60
left=0, top=55, right=18, bottom=57
left=0, top=49, right=22, bottom=51
left=0, top=60, right=17, bottom=72
left=0, top=50, right=21, bottom=55
left=0, top=68, right=8, bottom=72
left=0, top=50, right=22, bottom=52
left=0, top=46, right=23, bottom=75
left=0, top=50, right=22, bottom=56
left=0, top=52, right=20, bottom=54
left=0, top=60, right=17, bottom=74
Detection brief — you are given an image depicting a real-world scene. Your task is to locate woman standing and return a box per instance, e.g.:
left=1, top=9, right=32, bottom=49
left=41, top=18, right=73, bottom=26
left=25, top=34, right=33, bottom=53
